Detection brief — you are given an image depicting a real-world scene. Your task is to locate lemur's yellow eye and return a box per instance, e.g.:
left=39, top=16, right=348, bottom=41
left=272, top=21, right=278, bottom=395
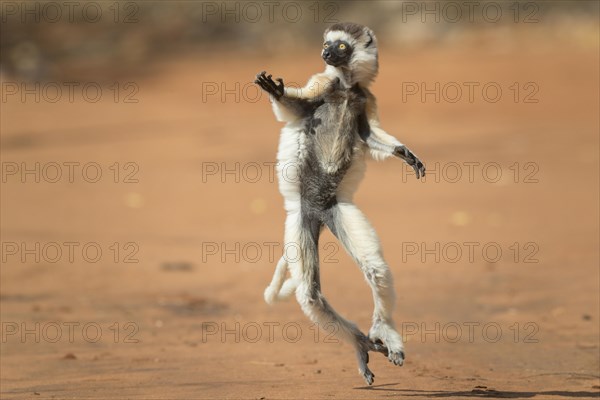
left=339, top=43, right=346, bottom=50
left=323, top=43, right=328, bottom=48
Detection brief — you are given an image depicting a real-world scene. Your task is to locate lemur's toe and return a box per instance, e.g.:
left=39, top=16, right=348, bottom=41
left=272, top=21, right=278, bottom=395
left=388, top=350, right=405, bottom=366
left=362, top=368, right=375, bottom=385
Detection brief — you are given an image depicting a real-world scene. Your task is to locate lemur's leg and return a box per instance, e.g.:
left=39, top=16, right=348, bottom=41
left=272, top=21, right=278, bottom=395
left=326, top=202, right=405, bottom=366
left=287, top=209, right=378, bottom=385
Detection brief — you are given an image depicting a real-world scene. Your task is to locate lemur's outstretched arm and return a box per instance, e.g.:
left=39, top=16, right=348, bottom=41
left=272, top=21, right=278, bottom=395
left=361, top=89, right=426, bottom=179
left=255, top=71, right=336, bottom=121
left=255, top=71, right=311, bottom=117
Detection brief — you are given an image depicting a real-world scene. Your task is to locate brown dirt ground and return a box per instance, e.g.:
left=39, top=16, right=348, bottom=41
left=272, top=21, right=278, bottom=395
left=1, top=38, right=599, bottom=399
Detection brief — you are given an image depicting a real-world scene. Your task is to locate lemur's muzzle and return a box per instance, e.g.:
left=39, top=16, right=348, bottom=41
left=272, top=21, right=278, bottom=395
left=322, top=50, right=344, bottom=67
left=322, top=41, right=351, bottom=67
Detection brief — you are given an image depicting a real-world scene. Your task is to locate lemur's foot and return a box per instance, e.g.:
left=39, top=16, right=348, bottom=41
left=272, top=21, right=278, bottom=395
left=355, top=334, right=378, bottom=385
left=394, top=145, right=426, bottom=179
left=361, top=366, right=375, bottom=386
left=254, top=71, right=284, bottom=99
left=389, top=349, right=405, bottom=366
left=369, top=323, right=405, bottom=366
left=355, top=338, right=375, bottom=385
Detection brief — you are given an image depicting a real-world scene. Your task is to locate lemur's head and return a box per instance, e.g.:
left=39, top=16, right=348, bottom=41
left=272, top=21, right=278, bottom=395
left=322, top=22, right=379, bottom=85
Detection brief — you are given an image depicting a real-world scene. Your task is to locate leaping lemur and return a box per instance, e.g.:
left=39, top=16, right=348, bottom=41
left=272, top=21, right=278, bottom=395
left=254, top=22, right=425, bottom=385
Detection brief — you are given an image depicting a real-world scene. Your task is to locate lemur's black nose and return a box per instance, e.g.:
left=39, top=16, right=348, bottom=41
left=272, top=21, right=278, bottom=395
left=322, top=49, right=331, bottom=59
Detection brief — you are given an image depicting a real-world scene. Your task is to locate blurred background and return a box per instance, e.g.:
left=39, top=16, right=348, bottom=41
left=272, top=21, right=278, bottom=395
left=1, top=1, right=599, bottom=399
left=1, top=1, right=598, bottom=80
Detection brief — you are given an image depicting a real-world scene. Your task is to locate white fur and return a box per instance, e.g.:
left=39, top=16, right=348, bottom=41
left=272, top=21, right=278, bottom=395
left=368, top=125, right=403, bottom=161
left=325, top=31, right=356, bottom=46
left=264, top=256, right=289, bottom=304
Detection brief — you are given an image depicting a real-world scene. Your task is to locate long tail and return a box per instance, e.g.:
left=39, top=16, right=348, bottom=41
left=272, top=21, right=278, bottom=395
left=264, top=256, right=297, bottom=304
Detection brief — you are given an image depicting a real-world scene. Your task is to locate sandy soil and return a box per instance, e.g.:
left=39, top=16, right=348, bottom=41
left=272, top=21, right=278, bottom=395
left=1, top=39, right=599, bottom=399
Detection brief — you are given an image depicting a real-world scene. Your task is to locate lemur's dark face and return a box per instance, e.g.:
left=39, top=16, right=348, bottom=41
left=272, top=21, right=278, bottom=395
left=322, top=40, right=353, bottom=67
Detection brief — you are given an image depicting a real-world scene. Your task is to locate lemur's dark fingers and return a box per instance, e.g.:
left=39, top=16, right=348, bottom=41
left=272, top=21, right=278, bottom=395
left=255, top=73, right=268, bottom=85
left=256, top=75, right=279, bottom=93
left=256, top=76, right=283, bottom=99
left=255, top=78, right=270, bottom=91
left=268, top=79, right=279, bottom=91
left=396, top=145, right=426, bottom=179
left=413, top=159, right=425, bottom=179
left=413, top=163, right=420, bottom=179
left=263, top=74, right=274, bottom=84
left=402, top=149, right=410, bottom=159
left=259, top=74, right=277, bottom=89
left=256, top=75, right=267, bottom=86
left=265, top=76, right=281, bottom=93
left=419, top=162, right=426, bottom=178
left=256, top=71, right=276, bottom=89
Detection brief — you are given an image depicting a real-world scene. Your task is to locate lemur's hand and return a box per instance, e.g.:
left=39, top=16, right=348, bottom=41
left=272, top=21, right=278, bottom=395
left=394, top=145, right=426, bottom=179
left=255, top=71, right=284, bottom=100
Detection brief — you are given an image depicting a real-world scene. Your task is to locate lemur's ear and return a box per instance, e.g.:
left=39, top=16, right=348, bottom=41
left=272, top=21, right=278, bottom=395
left=365, top=32, right=373, bottom=48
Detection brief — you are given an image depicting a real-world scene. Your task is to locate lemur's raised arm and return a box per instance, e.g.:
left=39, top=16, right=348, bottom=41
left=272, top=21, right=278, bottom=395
left=255, top=71, right=338, bottom=122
